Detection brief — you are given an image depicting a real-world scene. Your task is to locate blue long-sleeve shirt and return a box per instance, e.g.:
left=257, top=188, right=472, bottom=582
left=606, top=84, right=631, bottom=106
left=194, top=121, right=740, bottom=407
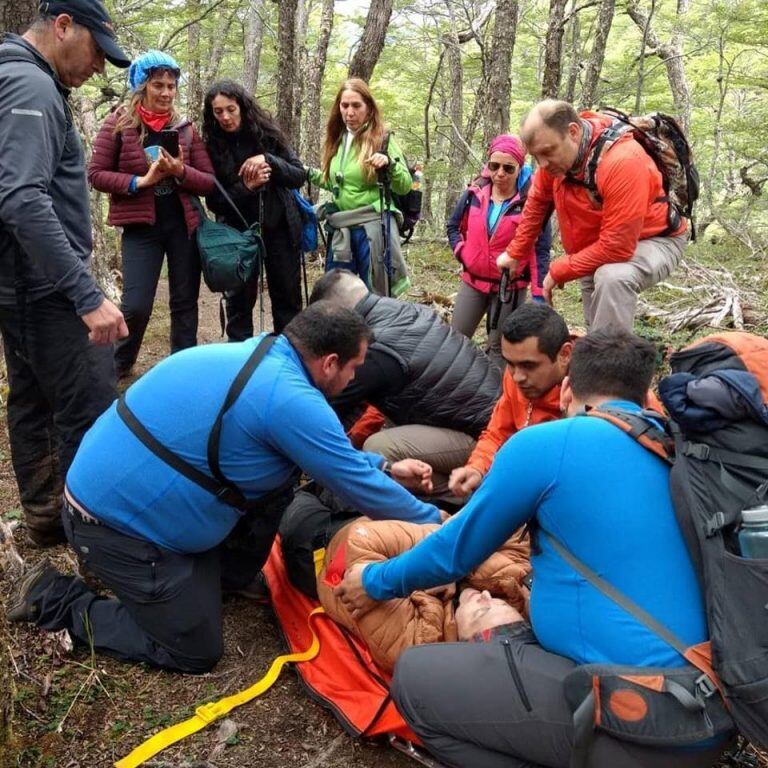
left=66, top=335, right=440, bottom=553
left=363, top=401, right=707, bottom=668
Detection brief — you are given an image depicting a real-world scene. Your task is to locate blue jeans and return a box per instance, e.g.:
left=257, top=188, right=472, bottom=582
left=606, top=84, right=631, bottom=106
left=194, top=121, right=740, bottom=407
left=325, top=225, right=372, bottom=288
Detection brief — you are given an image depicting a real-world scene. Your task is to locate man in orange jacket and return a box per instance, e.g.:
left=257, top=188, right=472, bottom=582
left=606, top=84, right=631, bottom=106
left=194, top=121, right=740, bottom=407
left=498, top=100, right=688, bottom=330
left=449, top=303, right=572, bottom=497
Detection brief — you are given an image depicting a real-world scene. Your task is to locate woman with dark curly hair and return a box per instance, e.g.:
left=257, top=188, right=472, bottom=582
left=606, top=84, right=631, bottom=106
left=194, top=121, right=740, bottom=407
left=203, top=80, right=305, bottom=337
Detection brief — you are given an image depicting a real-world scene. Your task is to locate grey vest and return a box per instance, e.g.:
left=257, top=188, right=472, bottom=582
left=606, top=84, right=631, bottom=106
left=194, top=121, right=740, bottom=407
left=357, top=294, right=501, bottom=437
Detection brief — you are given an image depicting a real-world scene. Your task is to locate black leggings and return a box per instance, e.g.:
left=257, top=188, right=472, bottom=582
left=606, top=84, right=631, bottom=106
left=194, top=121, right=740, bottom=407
left=225, top=230, right=302, bottom=339
left=116, top=214, right=201, bottom=372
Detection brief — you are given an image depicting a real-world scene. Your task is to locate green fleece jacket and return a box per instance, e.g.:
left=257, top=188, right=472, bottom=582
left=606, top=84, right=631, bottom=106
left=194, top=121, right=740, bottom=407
left=309, top=132, right=412, bottom=213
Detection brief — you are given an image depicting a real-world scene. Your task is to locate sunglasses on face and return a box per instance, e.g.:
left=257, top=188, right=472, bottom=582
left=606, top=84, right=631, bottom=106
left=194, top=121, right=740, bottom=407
left=488, top=161, right=517, bottom=174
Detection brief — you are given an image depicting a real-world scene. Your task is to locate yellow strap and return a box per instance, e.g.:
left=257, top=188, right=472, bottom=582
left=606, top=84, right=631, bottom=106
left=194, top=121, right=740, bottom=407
left=114, top=606, right=325, bottom=768
left=313, top=547, right=326, bottom=576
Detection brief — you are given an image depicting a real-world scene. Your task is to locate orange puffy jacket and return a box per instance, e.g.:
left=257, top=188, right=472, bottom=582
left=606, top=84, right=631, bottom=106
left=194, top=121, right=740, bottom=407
left=504, top=112, right=687, bottom=284
left=317, top=518, right=530, bottom=672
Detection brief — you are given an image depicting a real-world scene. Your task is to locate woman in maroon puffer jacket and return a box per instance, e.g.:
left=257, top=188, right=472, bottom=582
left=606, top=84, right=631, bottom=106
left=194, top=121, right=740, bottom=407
left=88, top=50, right=215, bottom=378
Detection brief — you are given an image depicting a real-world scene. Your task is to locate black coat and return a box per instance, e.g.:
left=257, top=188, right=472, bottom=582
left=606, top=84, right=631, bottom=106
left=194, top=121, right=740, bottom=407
left=205, top=130, right=306, bottom=250
left=356, top=293, right=502, bottom=437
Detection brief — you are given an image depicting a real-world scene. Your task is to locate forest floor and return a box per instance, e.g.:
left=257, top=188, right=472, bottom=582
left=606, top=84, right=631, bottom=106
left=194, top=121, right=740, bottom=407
left=1, top=238, right=767, bottom=768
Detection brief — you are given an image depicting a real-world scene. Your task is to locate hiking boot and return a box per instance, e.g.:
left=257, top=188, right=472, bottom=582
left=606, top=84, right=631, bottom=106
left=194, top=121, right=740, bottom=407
left=6, top=559, right=56, bottom=623
left=231, top=571, right=270, bottom=603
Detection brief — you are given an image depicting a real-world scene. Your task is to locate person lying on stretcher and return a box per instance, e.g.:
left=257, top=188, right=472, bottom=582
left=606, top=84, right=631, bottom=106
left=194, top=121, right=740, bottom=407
left=316, top=516, right=530, bottom=672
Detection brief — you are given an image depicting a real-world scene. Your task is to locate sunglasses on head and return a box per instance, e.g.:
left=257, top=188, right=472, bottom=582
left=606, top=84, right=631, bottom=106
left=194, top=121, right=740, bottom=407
left=488, top=161, right=517, bottom=174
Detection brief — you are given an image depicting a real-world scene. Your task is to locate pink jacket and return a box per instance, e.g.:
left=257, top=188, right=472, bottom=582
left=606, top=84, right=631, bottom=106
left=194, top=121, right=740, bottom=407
left=88, top=108, right=215, bottom=236
left=446, top=176, right=552, bottom=297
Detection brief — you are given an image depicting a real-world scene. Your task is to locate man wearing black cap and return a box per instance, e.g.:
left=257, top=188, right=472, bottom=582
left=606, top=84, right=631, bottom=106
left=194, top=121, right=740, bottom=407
left=0, top=1, right=130, bottom=546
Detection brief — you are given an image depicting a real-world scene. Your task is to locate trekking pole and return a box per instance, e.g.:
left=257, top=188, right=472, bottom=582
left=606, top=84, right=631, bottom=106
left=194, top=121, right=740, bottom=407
left=377, top=178, right=391, bottom=297
left=257, top=190, right=266, bottom=332
left=490, top=268, right=512, bottom=331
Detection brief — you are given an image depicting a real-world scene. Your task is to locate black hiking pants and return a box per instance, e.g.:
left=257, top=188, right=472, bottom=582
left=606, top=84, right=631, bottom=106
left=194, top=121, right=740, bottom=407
left=0, top=294, right=116, bottom=546
left=28, top=494, right=291, bottom=673
left=225, top=231, right=301, bottom=339
left=115, top=215, right=200, bottom=374
left=392, top=624, right=729, bottom=768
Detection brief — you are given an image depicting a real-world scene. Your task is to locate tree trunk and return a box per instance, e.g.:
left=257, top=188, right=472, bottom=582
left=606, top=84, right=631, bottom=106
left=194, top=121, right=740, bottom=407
left=541, top=0, right=568, bottom=98
left=243, top=0, right=265, bottom=94
left=564, top=2, right=582, bottom=103
left=275, top=0, right=298, bottom=142
left=0, top=0, right=36, bottom=33
left=579, top=0, right=615, bottom=108
left=347, top=0, right=393, bottom=82
left=443, top=19, right=466, bottom=220
left=627, top=0, right=691, bottom=132
left=185, top=0, right=203, bottom=125
left=291, top=0, right=309, bottom=150
left=300, top=0, right=335, bottom=175
left=206, top=9, right=236, bottom=85
left=481, top=0, right=519, bottom=148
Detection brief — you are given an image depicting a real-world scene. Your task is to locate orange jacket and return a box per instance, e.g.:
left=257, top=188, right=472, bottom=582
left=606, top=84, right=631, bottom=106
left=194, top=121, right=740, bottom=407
left=317, top=518, right=530, bottom=672
left=505, top=112, right=686, bottom=284
left=466, top=369, right=563, bottom=476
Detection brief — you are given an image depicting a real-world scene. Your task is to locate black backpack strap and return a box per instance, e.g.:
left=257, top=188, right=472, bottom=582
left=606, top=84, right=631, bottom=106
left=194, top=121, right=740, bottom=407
left=540, top=529, right=719, bottom=695
left=542, top=529, right=690, bottom=656
left=207, top=334, right=278, bottom=492
left=116, top=334, right=278, bottom=510
left=564, top=122, right=630, bottom=202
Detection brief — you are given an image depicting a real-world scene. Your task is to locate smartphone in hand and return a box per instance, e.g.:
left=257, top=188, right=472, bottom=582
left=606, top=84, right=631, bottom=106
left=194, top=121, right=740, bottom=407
left=160, top=129, right=180, bottom=157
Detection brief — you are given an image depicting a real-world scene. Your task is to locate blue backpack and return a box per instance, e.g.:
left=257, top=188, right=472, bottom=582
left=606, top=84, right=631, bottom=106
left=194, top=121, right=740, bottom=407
left=292, top=189, right=318, bottom=252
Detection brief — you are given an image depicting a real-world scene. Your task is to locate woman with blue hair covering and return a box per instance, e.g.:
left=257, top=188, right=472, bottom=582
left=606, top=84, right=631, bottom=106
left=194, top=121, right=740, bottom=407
left=88, top=50, right=215, bottom=378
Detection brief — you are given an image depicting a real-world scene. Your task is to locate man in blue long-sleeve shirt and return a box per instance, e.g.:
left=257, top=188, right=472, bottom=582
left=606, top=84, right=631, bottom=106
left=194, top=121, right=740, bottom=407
left=8, top=303, right=440, bottom=673
left=336, top=330, right=727, bottom=768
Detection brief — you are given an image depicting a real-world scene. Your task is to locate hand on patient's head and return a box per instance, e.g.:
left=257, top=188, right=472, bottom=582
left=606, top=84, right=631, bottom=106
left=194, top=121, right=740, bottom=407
left=455, top=588, right=524, bottom=640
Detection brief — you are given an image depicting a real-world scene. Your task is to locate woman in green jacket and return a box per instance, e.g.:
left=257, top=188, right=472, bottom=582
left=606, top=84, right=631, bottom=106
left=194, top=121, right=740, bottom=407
left=309, top=78, right=412, bottom=296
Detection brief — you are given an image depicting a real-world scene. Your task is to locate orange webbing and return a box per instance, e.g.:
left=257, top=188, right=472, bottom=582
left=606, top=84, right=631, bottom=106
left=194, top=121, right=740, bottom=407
left=683, top=641, right=727, bottom=701
left=586, top=410, right=672, bottom=463
left=618, top=674, right=665, bottom=693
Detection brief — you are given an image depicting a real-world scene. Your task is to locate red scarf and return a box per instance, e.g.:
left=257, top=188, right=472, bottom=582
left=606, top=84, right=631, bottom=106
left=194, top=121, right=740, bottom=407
left=137, top=103, right=172, bottom=133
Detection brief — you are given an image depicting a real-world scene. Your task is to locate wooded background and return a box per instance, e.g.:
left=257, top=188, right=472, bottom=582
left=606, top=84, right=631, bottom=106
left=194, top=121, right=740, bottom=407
left=1, top=0, right=767, bottom=275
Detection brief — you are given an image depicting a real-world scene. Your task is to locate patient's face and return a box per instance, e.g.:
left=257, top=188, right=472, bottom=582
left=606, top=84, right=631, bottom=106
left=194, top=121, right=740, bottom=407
left=455, top=588, right=523, bottom=640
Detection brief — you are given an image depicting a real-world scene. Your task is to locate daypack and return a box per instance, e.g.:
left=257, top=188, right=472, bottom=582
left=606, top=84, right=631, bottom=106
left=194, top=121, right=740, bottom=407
left=568, top=108, right=699, bottom=238
left=381, top=132, right=422, bottom=243
left=291, top=188, right=319, bottom=252
left=554, top=334, right=768, bottom=758
left=661, top=332, right=768, bottom=748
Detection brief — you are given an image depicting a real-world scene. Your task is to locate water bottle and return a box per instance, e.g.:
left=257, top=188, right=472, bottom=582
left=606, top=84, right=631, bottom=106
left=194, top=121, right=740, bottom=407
left=738, top=504, right=768, bottom=558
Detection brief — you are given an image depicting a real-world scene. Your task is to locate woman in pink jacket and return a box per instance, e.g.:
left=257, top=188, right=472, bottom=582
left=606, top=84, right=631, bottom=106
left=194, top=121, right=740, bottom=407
left=88, top=51, right=215, bottom=378
left=446, top=134, right=551, bottom=367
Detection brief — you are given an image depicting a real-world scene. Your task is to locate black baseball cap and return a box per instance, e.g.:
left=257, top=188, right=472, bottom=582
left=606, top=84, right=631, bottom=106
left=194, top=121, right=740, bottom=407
left=40, top=0, right=131, bottom=68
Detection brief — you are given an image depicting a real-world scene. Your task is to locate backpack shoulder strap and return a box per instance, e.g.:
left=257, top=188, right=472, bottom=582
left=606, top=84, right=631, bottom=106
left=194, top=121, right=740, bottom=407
left=207, top=334, right=277, bottom=491
left=116, top=334, right=278, bottom=510
left=585, top=405, right=674, bottom=464
left=566, top=121, right=632, bottom=200
left=539, top=529, right=721, bottom=697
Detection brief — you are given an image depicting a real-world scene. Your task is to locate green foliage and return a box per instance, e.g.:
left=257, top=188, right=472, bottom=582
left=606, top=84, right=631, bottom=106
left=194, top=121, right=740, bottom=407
left=84, top=0, right=767, bottom=247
